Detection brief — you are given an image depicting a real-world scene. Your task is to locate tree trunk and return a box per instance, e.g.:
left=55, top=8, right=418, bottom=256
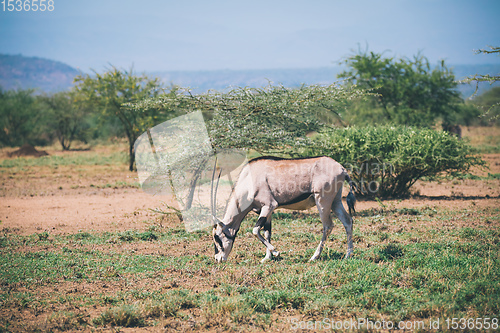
left=128, top=139, right=135, bottom=172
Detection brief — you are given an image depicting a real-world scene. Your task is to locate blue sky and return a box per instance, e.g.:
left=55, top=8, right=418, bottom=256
left=1, top=0, right=499, bottom=72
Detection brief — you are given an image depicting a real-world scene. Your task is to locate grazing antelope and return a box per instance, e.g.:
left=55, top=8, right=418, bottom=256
left=211, top=156, right=356, bottom=263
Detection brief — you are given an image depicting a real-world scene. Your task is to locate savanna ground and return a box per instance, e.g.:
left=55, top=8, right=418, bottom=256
left=0, top=127, right=499, bottom=332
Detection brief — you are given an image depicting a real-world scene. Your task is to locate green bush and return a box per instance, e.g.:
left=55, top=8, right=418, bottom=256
left=297, top=126, right=485, bottom=198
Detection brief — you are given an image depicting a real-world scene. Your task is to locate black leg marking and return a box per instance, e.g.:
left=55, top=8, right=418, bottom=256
left=263, top=219, right=272, bottom=236
left=255, top=216, right=267, bottom=230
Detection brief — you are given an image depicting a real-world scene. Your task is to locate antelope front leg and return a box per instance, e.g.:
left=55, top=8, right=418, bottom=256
left=261, top=216, right=274, bottom=263
left=253, top=207, right=279, bottom=260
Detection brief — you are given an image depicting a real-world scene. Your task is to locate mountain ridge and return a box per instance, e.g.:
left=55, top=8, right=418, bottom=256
left=0, top=54, right=80, bottom=92
left=0, top=54, right=498, bottom=97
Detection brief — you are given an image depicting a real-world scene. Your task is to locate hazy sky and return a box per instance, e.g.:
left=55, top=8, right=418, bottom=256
left=1, top=0, right=499, bottom=72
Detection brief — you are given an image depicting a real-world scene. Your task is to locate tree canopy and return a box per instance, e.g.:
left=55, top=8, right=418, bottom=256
left=74, top=66, right=164, bottom=170
left=131, top=84, right=365, bottom=155
left=39, top=91, right=91, bottom=150
left=338, top=50, right=463, bottom=127
left=0, top=88, right=43, bottom=147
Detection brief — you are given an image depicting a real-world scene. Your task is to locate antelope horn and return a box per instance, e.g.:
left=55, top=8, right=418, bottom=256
left=210, top=157, right=224, bottom=228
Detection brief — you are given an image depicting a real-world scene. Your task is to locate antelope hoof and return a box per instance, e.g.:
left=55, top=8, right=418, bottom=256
left=344, top=251, right=353, bottom=259
left=261, top=256, right=271, bottom=264
left=271, top=250, right=280, bottom=257
left=309, top=250, right=321, bottom=262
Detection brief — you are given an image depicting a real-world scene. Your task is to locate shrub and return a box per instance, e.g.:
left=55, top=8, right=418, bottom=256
left=93, top=304, right=144, bottom=327
left=296, top=126, right=485, bottom=198
left=137, top=231, right=157, bottom=241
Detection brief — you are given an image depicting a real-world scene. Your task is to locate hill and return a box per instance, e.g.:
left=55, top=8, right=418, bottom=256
left=0, top=54, right=79, bottom=92
left=0, top=54, right=498, bottom=97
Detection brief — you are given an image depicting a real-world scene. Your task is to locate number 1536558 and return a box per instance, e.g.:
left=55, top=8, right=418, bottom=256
left=2, top=0, right=54, bottom=11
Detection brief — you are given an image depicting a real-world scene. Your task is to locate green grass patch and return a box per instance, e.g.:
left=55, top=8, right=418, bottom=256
left=0, top=151, right=127, bottom=168
left=0, top=206, right=498, bottom=331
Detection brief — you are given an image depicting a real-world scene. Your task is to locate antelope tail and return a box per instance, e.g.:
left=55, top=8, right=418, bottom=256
left=345, top=173, right=356, bottom=217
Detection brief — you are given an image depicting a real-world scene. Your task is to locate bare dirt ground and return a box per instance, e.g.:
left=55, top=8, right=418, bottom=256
left=0, top=146, right=499, bottom=236
left=0, top=148, right=178, bottom=235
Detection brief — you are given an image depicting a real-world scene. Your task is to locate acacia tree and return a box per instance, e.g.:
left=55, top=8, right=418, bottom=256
left=468, top=87, right=500, bottom=125
left=74, top=67, right=164, bottom=170
left=338, top=50, right=462, bottom=127
left=134, top=84, right=364, bottom=154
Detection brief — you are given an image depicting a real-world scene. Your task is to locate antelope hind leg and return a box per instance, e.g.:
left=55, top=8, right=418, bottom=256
left=309, top=195, right=334, bottom=262
left=332, top=199, right=354, bottom=258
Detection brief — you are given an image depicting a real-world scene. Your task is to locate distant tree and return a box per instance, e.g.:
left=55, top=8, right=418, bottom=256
left=338, top=50, right=462, bottom=127
left=460, top=46, right=500, bottom=123
left=74, top=66, right=164, bottom=171
left=40, top=91, right=91, bottom=150
left=0, top=88, right=43, bottom=147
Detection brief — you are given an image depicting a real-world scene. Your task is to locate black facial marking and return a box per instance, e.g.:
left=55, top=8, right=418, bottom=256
left=213, top=234, right=223, bottom=251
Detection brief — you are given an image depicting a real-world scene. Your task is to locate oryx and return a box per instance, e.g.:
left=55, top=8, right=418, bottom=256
left=211, top=156, right=356, bottom=263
